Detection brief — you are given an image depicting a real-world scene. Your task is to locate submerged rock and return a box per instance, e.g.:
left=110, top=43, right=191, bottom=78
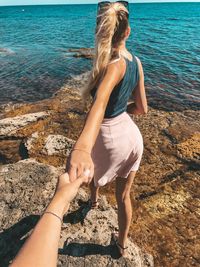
left=67, top=48, right=94, bottom=59
left=0, top=47, right=15, bottom=56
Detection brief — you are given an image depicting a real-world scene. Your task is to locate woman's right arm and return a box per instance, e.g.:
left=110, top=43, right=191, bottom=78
left=66, top=60, right=124, bottom=182
left=127, top=57, right=148, bottom=115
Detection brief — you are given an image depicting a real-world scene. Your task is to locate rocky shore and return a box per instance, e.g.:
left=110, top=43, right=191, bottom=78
left=0, top=73, right=199, bottom=266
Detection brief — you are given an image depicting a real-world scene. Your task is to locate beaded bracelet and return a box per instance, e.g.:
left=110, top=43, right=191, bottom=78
left=43, top=211, right=62, bottom=223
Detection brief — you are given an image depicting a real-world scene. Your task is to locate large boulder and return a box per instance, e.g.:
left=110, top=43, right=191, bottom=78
left=0, top=159, right=154, bottom=267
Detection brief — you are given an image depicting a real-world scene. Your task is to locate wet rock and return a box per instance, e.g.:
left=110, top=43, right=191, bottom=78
left=0, top=139, right=22, bottom=164
left=67, top=48, right=94, bottom=59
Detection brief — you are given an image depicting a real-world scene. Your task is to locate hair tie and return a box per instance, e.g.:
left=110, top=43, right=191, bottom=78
left=111, top=6, right=116, bottom=14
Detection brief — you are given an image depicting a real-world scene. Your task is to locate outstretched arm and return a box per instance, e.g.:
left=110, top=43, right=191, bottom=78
left=67, top=60, right=124, bottom=182
left=127, top=57, right=148, bottom=115
left=10, top=173, right=89, bottom=267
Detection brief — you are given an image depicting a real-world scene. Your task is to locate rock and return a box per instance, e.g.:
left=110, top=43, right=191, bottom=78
left=177, top=133, right=200, bottom=164
left=0, top=70, right=199, bottom=266
left=162, top=119, right=200, bottom=144
left=43, top=134, right=75, bottom=156
left=25, top=132, right=39, bottom=152
left=0, top=47, right=15, bottom=55
left=24, top=133, right=75, bottom=167
left=59, top=189, right=154, bottom=266
left=67, top=48, right=94, bottom=59
left=0, top=139, right=24, bottom=164
left=0, top=160, right=153, bottom=267
left=0, top=112, right=49, bottom=136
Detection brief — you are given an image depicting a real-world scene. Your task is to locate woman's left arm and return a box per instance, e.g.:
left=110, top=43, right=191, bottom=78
left=68, top=61, right=123, bottom=182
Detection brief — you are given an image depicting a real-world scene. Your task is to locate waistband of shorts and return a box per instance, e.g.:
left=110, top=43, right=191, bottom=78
left=101, top=111, right=130, bottom=126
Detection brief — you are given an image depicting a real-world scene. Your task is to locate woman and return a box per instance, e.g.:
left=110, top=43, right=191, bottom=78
left=67, top=1, right=147, bottom=257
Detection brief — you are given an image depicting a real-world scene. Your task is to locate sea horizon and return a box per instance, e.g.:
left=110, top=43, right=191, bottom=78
left=0, top=1, right=200, bottom=6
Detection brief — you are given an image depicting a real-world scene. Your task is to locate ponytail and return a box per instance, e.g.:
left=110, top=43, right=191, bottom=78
left=82, top=3, right=129, bottom=100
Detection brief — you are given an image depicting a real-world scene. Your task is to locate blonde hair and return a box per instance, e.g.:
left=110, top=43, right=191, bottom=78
left=82, top=2, right=129, bottom=100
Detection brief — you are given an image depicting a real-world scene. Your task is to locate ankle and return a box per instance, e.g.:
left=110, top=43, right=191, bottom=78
left=118, top=236, right=127, bottom=249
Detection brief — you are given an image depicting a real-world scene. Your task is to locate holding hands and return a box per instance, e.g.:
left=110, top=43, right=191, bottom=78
left=66, top=148, right=94, bottom=184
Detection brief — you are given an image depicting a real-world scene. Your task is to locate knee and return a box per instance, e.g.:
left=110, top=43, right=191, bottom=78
left=116, top=190, right=131, bottom=204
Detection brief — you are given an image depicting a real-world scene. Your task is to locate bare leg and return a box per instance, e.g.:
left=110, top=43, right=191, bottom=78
left=89, top=178, right=100, bottom=207
left=115, top=171, right=136, bottom=256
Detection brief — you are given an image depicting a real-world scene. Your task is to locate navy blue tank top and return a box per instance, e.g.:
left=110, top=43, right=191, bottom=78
left=90, top=53, right=139, bottom=118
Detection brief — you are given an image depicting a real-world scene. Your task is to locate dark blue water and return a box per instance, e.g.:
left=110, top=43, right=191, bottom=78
left=0, top=3, right=200, bottom=111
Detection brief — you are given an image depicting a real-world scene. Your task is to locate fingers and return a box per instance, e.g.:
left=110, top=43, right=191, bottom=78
left=89, top=163, right=94, bottom=182
left=69, top=166, right=78, bottom=182
left=77, top=163, right=84, bottom=178
left=69, top=164, right=93, bottom=183
left=59, top=173, right=70, bottom=185
left=76, top=168, right=92, bottom=185
left=83, top=169, right=91, bottom=177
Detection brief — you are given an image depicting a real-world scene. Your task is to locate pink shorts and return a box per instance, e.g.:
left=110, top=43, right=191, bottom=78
left=91, top=111, right=144, bottom=187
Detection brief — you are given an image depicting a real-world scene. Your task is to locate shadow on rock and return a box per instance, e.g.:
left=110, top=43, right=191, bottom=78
left=0, top=215, right=40, bottom=267
left=59, top=242, right=121, bottom=259
left=63, top=200, right=91, bottom=225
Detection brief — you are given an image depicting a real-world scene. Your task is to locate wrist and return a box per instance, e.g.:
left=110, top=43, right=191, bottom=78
left=74, top=140, right=92, bottom=153
left=72, top=148, right=91, bottom=155
left=46, top=193, right=69, bottom=218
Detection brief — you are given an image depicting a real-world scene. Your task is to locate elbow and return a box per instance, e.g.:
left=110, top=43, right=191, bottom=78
left=143, top=105, right=148, bottom=114
left=137, top=105, right=148, bottom=115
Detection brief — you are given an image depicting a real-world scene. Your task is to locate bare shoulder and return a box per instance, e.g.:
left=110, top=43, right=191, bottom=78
left=106, top=57, right=125, bottom=82
left=95, top=58, right=126, bottom=100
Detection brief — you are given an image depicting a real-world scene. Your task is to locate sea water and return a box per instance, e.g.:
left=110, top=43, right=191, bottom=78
left=0, top=3, right=199, bottom=111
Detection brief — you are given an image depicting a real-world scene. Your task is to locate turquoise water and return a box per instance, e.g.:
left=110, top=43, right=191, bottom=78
left=0, top=3, right=199, bottom=111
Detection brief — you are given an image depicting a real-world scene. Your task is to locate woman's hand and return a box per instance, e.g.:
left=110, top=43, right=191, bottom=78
left=66, top=150, right=94, bottom=183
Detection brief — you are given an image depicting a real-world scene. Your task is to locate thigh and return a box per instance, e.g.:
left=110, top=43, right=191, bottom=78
left=115, top=171, right=136, bottom=199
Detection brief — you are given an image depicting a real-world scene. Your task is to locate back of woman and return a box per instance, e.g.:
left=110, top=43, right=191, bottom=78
left=67, top=0, right=148, bottom=258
